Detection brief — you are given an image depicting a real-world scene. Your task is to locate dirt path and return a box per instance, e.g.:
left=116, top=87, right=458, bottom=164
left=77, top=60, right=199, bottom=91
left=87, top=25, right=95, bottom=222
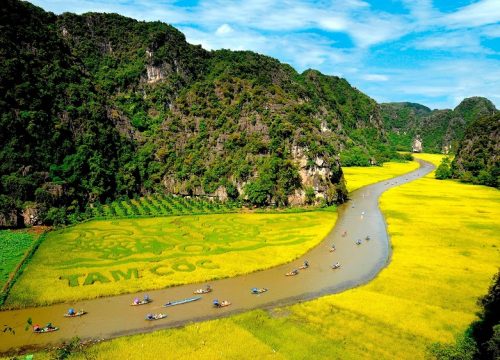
left=0, top=160, right=434, bottom=354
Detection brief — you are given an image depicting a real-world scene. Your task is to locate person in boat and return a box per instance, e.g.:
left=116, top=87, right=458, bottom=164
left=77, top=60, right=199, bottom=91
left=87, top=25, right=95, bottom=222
left=68, top=308, right=75, bottom=316
left=251, top=288, right=258, bottom=294
left=206, top=285, right=212, bottom=292
left=33, top=324, right=41, bottom=332
left=365, top=235, right=370, bottom=241
left=356, top=239, right=362, bottom=245
left=134, top=297, right=140, bottom=305
left=146, top=313, right=154, bottom=320
left=213, top=299, right=220, bottom=307
left=46, top=322, right=54, bottom=330
left=291, top=269, right=299, bottom=275
left=303, top=260, right=309, bottom=268
left=332, top=262, right=340, bottom=268
left=342, top=230, right=347, bottom=237
left=144, top=294, right=150, bottom=302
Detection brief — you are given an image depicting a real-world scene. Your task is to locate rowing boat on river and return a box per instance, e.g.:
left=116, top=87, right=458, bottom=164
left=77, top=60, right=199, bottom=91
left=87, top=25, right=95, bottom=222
left=163, top=296, right=201, bottom=307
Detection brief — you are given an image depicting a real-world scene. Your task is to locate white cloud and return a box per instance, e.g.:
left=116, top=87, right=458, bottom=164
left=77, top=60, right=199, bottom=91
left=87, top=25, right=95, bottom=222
left=215, top=24, right=233, bottom=35
left=481, top=24, right=500, bottom=38
left=362, top=74, right=389, bottom=81
left=412, top=31, right=490, bottom=53
left=360, top=58, right=500, bottom=109
left=442, top=0, right=500, bottom=29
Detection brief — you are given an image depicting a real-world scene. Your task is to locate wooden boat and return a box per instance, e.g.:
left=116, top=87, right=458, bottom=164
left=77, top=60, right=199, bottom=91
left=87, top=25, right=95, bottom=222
left=298, top=264, right=309, bottom=270
left=193, top=286, right=212, bottom=294
left=33, top=326, right=59, bottom=333
left=131, top=299, right=152, bottom=306
left=285, top=270, right=299, bottom=276
left=214, top=300, right=231, bottom=308
left=164, top=296, right=201, bottom=307
left=251, top=288, right=268, bottom=294
left=63, top=310, right=86, bottom=317
left=145, top=313, right=167, bottom=321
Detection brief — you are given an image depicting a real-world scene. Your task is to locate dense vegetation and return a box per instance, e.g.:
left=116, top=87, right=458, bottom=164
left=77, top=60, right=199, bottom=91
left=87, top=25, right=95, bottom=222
left=0, top=0, right=407, bottom=227
left=381, top=97, right=497, bottom=153
left=450, top=113, right=499, bottom=188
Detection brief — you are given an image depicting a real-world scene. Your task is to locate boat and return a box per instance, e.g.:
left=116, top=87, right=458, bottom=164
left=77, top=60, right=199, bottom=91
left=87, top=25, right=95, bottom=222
left=193, top=286, right=212, bottom=294
left=33, top=325, right=59, bottom=333
left=163, top=296, right=201, bottom=307
left=63, top=310, right=86, bottom=317
left=355, top=239, right=362, bottom=245
left=285, top=269, right=299, bottom=276
left=145, top=313, right=167, bottom=321
left=130, top=298, right=152, bottom=306
left=332, top=262, right=341, bottom=269
left=213, top=300, right=231, bottom=308
left=251, top=288, right=268, bottom=294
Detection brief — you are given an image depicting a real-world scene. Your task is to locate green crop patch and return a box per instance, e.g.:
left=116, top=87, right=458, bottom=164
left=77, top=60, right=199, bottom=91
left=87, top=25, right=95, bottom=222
left=6, top=211, right=337, bottom=307
left=0, top=230, right=36, bottom=290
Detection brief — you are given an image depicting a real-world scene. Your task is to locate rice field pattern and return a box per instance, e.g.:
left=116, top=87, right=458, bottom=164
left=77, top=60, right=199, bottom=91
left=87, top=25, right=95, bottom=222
left=57, top=215, right=316, bottom=268
left=7, top=212, right=337, bottom=306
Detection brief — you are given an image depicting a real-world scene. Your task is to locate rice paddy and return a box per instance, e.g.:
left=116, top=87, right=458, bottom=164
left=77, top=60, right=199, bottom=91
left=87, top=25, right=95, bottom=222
left=5, top=211, right=337, bottom=307
left=0, top=230, right=37, bottom=289
left=92, top=194, right=239, bottom=219
left=28, top=154, right=498, bottom=359
left=342, top=160, right=419, bottom=192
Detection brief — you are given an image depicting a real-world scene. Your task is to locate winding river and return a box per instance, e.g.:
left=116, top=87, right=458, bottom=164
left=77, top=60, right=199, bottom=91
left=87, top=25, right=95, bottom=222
left=0, top=159, right=434, bottom=354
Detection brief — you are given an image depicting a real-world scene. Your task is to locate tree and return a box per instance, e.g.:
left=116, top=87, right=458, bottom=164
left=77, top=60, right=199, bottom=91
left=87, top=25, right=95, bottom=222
left=436, top=157, right=452, bottom=180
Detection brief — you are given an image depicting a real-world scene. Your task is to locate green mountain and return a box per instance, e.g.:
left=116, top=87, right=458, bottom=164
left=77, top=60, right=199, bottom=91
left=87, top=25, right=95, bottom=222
left=1, top=0, right=397, bottom=227
left=451, top=112, right=499, bottom=188
left=381, top=97, right=497, bottom=153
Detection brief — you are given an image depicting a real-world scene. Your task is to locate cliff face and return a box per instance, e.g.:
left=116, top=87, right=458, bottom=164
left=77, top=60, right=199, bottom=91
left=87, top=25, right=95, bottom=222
left=1, top=0, right=392, bottom=225
left=381, top=97, right=497, bottom=153
left=451, top=112, right=500, bottom=188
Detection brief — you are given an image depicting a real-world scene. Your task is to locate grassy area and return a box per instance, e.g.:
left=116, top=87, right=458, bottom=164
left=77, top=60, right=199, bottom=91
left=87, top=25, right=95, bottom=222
left=0, top=230, right=37, bottom=290
left=37, top=154, right=498, bottom=359
left=343, top=160, right=419, bottom=192
left=5, top=211, right=337, bottom=307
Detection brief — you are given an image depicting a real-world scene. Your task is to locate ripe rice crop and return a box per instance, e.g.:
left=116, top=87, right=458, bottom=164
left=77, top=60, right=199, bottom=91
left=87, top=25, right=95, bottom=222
left=6, top=211, right=337, bottom=307
left=343, top=160, right=419, bottom=193
left=47, top=154, right=499, bottom=359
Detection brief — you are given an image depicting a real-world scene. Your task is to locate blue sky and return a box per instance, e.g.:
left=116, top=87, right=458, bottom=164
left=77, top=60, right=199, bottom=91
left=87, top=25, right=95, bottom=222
left=31, top=0, right=500, bottom=109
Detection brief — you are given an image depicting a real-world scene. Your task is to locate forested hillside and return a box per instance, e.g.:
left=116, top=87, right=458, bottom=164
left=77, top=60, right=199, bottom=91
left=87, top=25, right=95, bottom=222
left=1, top=0, right=401, bottom=227
left=381, top=97, right=497, bottom=153
left=451, top=112, right=499, bottom=188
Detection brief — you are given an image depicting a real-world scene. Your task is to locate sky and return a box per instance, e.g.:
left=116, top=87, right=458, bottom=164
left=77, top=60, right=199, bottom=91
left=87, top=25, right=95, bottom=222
left=30, top=0, right=500, bottom=109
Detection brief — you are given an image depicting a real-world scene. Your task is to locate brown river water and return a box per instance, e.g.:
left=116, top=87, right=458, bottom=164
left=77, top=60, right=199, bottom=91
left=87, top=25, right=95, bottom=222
left=0, top=160, right=434, bottom=354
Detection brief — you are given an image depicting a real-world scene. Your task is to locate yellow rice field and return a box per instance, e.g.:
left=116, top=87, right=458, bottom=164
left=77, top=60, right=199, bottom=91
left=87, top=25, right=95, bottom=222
left=45, top=155, right=499, bottom=359
left=6, top=211, right=338, bottom=307
left=343, top=160, right=419, bottom=192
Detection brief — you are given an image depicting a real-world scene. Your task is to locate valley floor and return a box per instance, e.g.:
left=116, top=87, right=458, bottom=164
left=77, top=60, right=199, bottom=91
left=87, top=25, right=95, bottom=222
left=3, top=156, right=498, bottom=359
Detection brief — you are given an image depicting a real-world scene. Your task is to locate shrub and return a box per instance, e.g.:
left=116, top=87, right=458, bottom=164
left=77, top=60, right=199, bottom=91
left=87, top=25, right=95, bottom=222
left=435, top=158, right=452, bottom=180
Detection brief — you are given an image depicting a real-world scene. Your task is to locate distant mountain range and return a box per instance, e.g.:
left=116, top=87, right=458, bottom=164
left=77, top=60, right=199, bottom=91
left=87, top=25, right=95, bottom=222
left=381, top=97, right=497, bottom=154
